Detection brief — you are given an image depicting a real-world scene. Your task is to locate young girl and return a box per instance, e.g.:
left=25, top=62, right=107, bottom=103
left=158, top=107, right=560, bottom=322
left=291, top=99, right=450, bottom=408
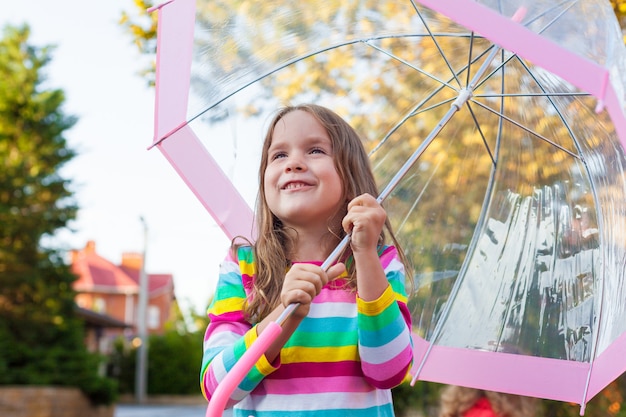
left=201, top=104, right=413, bottom=416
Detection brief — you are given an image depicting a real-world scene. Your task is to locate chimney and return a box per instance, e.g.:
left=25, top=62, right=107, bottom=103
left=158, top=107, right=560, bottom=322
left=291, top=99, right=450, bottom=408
left=85, top=240, right=97, bottom=254
left=121, top=252, right=144, bottom=270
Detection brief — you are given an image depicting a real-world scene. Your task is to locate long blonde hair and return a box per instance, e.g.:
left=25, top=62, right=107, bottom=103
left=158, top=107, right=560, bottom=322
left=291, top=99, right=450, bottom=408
left=438, top=386, right=540, bottom=417
left=242, top=103, right=409, bottom=321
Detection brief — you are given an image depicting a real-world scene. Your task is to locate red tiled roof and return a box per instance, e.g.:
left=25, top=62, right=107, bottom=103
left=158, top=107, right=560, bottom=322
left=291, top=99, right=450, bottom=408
left=119, top=266, right=174, bottom=297
left=71, top=241, right=173, bottom=297
left=72, top=249, right=138, bottom=293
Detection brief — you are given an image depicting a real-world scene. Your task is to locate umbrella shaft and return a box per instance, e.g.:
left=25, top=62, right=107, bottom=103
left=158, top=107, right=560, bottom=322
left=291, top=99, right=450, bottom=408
left=278, top=89, right=472, bottom=326
left=279, top=43, right=503, bottom=329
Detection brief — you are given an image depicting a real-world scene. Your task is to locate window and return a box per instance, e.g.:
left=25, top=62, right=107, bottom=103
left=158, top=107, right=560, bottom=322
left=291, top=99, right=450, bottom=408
left=148, top=305, right=160, bottom=329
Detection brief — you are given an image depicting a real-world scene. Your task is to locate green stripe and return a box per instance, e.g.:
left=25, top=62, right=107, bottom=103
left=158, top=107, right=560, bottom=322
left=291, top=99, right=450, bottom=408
left=215, top=283, right=246, bottom=300
left=388, top=270, right=408, bottom=297
left=285, top=330, right=357, bottom=348
left=358, top=303, right=399, bottom=331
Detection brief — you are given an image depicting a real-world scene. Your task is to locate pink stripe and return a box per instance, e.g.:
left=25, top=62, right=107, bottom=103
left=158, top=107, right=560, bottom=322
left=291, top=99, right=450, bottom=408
left=587, top=330, right=626, bottom=400
left=271, top=361, right=362, bottom=379
left=152, top=0, right=195, bottom=143
left=209, top=311, right=247, bottom=324
left=204, top=368, right=239, bottom=409
left=378, top=246, right=397, bottom=269
left=313, top=287, right=357, bottom=303
left=204, top=321, right=247, bottom=342
left=257, top=375, right=376, bottom=395
left=204, top=367, right=219, bottom=398
left=362, top=344, right=413, bottom=384
left=415, top=0, right=608, bottom=100
left=411, top=335, right=589, bottom=403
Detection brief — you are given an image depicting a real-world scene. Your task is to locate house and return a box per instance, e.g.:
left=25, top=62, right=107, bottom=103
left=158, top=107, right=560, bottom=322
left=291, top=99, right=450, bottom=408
left=70, top=241, right=175, bottom=354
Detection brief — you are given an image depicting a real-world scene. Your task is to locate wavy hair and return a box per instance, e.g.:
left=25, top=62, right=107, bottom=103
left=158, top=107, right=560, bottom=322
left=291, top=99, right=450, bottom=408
left=241, top=103, right=410, bottom=322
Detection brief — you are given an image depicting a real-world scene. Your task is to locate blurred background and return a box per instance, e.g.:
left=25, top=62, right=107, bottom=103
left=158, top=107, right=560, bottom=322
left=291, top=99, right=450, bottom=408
left=1, top=1, right=626, bottom=417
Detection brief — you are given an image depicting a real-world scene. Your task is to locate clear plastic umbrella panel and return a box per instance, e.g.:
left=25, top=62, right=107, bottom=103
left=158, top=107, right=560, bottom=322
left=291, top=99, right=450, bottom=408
left=150, top=0, right=626, bottom=412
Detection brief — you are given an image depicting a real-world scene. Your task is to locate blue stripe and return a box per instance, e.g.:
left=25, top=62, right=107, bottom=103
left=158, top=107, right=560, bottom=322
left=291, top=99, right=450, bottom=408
left=359, top=316, right=406, bottom=347
left=297, top=316, right=357, bottom=332
left=218, top=269, right=247, bottom=287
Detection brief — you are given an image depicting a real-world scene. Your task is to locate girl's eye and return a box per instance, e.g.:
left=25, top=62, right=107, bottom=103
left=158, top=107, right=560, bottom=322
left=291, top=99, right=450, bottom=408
left=310, top=147, right=326, bottom=155
left=271, top=151, right=287, bottom=160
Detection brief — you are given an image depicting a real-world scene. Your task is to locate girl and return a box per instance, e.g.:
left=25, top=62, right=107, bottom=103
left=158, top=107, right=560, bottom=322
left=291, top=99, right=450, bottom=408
left=201, top=104, right=413, bottom=416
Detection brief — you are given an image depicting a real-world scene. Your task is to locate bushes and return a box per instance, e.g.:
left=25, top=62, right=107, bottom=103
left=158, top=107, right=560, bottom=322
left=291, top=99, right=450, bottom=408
left=110, top=327, right=205, bottom=396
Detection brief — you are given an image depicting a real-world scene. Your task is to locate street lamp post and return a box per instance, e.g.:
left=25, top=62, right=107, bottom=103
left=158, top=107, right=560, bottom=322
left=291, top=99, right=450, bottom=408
left=135, top=216, right=149, bottom=404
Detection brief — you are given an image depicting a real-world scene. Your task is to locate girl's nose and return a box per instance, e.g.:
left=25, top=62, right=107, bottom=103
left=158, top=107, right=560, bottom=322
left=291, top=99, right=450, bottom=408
left=285, top=156, right=305, bottom=172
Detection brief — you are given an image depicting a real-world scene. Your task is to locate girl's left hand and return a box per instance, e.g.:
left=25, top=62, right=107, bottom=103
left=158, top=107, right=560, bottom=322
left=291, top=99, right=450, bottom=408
left=342, top=193, right=386, bottom=254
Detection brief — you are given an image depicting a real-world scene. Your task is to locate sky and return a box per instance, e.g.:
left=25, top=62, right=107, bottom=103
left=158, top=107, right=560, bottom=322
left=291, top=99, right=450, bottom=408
left=1, top=1, right=231, bottom=316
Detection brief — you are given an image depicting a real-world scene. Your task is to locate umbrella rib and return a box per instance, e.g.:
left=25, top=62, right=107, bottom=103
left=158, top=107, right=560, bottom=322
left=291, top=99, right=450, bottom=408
left=474, top=92, right=590, bottom=98
left=366, top=42, right=459, bottom=92
left=464, top=101, right=496, bottom=166
left=365, top=39, right=496, bottom=96
left=366, top=44, right=496, bottom=156
left=523, top=0, right=579, bottom=34
left=494, top=48, right=506, bottom=166
left=470, top=100, right=581, bottom=160
left=466, top=31, right=476, bottom=87
left=513, top=55, right=586, bottom=155
left=409, top=0, right=462, bottom=88
left=369, top=96, right=456, bottom=157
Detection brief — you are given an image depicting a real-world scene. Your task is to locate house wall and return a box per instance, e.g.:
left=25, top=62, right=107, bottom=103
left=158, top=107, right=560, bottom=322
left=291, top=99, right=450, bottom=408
left=148, top=291, right=173, bottom=334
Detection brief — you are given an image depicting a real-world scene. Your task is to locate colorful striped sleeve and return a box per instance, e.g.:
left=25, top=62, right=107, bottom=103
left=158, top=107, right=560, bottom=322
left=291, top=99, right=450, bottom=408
left=200, top=247, right=278, bottom=407
left=356, top=245, right=413, bottom=388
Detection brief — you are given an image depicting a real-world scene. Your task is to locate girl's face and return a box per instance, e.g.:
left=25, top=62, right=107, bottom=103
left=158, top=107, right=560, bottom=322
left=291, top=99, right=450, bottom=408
left=264, top=110, right=344, bottom=231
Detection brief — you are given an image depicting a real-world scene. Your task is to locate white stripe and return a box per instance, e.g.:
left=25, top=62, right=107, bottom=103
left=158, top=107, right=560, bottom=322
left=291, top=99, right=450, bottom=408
left=204, top=330, right=241, bottom=350
left=308, top=302, right=357, bottom=318
left=220, top=259, right=240, bottom=274
left=211, top=354, right=228, bottom=381
left=386, top=257, right=404, bottom=274
left=359, top=328, right=411, bottom=365
left=239, top=390, right=392, bottom=412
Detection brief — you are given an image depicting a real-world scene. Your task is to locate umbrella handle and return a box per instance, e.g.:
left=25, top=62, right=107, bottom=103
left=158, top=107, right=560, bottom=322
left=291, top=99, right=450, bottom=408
left=205, top=321, right=283, bottom=417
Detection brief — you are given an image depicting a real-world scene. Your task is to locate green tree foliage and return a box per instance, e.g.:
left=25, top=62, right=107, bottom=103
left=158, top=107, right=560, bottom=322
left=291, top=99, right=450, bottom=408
left=0, top=24, right=116, bottom=405
left=120, top=0, right=158, bottom=86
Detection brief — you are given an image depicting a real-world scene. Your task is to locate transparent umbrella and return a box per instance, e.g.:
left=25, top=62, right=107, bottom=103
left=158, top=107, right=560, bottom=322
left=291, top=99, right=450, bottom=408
left=149, top=0, right=626, bottom=414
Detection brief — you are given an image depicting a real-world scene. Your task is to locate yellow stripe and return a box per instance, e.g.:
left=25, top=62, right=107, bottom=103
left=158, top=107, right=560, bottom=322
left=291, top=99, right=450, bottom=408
left=244, top=327, right=278, bottom=375
left=358, top=285, right=396, bottom=315
left=210, top=297, right=246, bottom=315
left=395, top=292, right=408, bottom=304
left=281, top=345, right=358, bottom=363
left=239, top=259, right=255, bottom=276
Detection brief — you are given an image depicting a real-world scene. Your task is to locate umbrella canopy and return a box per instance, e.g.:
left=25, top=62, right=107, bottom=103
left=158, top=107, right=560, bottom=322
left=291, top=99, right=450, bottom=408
left=150, top=0, right=626, bottom=411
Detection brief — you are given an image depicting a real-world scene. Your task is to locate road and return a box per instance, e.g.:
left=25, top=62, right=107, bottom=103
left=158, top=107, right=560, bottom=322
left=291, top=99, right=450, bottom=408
left=114, top=404, right=207, bottom=417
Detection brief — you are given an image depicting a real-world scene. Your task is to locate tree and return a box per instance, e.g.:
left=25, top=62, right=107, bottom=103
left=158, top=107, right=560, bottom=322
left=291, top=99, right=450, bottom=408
left=0, top=24, right=115, bottom=405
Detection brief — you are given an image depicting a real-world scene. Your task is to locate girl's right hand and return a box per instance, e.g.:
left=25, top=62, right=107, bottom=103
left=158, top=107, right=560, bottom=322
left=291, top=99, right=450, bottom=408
left=281, top=263, right=345, bottom=318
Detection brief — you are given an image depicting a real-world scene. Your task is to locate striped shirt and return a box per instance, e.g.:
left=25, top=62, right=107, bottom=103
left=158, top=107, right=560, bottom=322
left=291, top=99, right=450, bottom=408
left=201, top=245, right=413, bottom=416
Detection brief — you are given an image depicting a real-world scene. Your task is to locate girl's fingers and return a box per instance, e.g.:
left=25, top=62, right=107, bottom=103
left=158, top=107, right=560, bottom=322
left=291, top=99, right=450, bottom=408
left=327, top=263, right=346, bottom=281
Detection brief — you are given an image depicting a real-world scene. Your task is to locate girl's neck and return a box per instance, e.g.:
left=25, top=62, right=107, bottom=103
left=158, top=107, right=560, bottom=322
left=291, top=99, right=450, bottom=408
left=286, top=227, right=341, bottom=262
